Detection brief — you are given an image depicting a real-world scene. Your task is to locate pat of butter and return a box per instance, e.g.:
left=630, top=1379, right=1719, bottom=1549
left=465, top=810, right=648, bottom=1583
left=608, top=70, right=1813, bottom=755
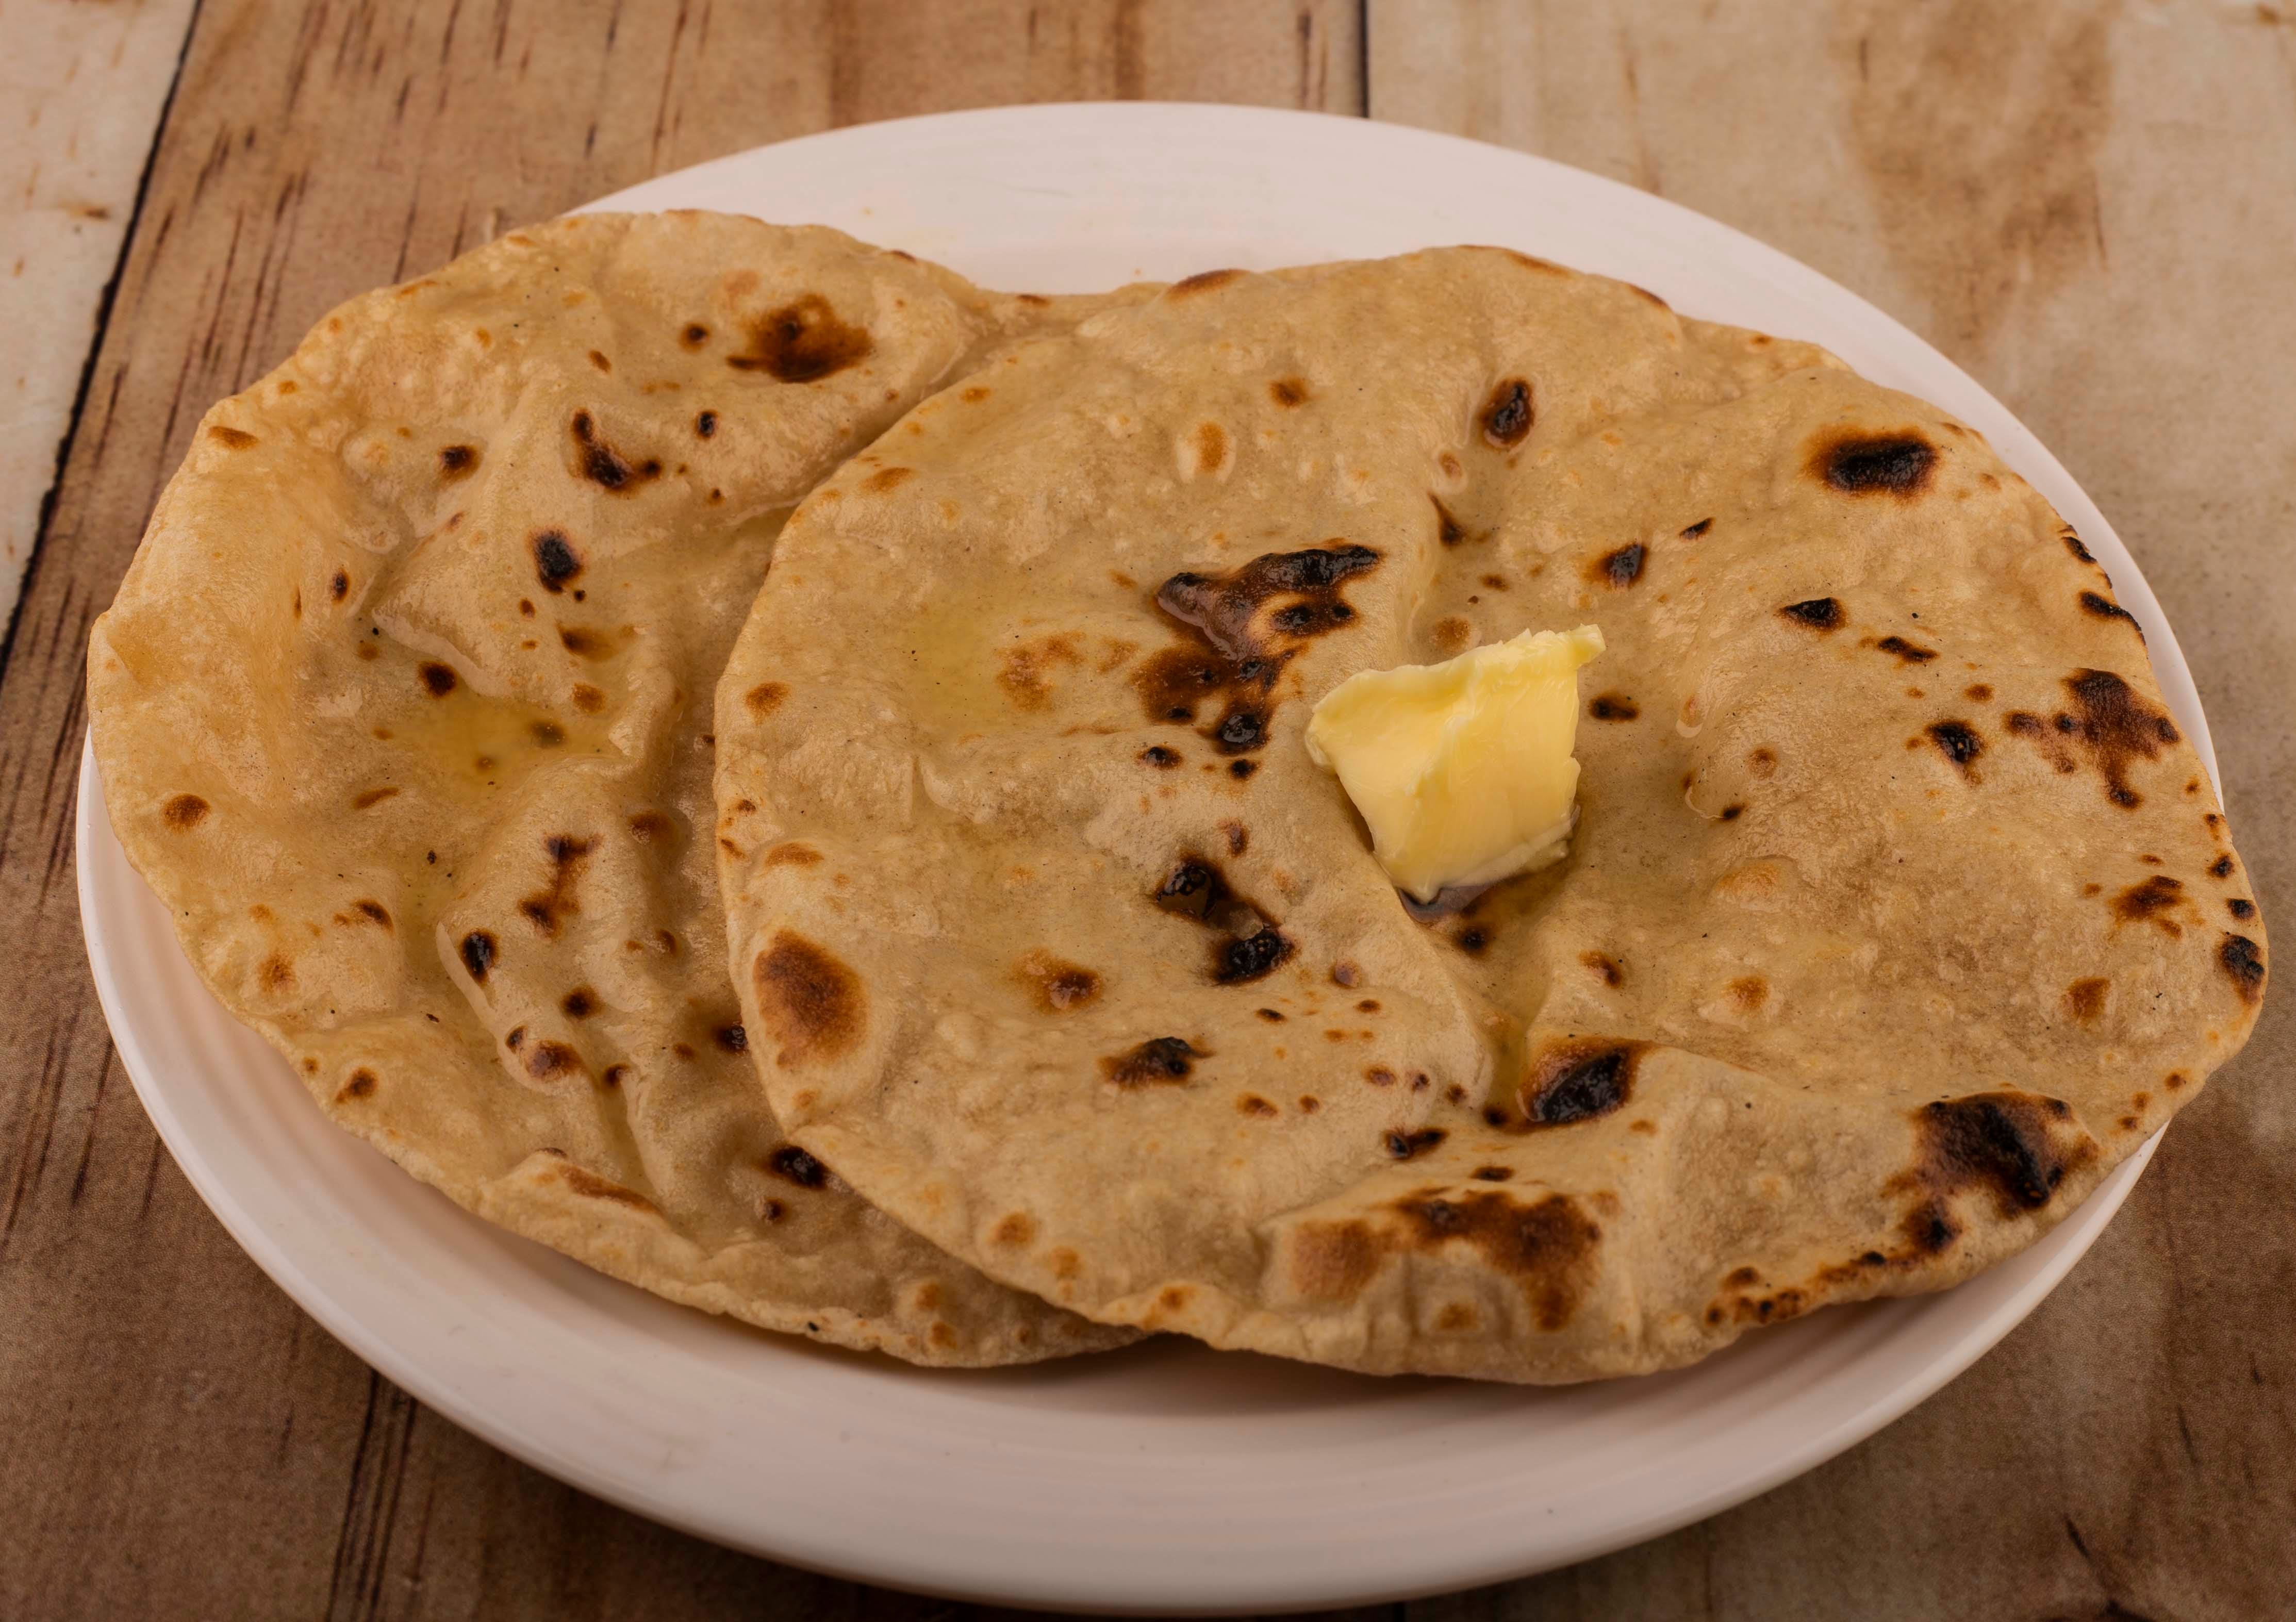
left=1305, top=626, right=1605, bottom=902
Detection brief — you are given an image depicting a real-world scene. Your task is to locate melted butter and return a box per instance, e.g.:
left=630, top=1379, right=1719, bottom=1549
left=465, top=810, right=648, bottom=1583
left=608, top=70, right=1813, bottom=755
left=361, top=648, right=615, bottom=802
left=334, top=508, right=779, bottom=955
left=902, top=592, right=1140, bottom=738
left=314, top=631, right=620, bottom=953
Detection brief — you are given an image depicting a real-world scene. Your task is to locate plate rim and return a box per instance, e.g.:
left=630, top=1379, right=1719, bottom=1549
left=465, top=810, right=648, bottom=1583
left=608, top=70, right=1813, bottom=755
left=78, top=100, right=2200, bottom=1614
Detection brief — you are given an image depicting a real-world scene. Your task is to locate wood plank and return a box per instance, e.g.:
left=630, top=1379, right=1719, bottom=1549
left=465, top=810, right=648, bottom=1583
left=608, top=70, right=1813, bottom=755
left=0, top=2, right=1361, bottom=1617
left=13, top=0, right=2291, bottom=1615
left=1375, top=3, right=2296, bottom=1617
left=0, top=0, right=199, bottom=642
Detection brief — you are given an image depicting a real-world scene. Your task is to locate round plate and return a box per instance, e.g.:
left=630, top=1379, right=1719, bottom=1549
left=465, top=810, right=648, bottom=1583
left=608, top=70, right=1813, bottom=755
left=79, top=104, right=2206, bottom=1614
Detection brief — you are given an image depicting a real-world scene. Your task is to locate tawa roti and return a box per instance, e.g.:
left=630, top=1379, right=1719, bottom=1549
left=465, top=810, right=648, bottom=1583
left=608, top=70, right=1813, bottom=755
left=89, top=212, right=1134, bottom=1365
left=713, top=247, right=2267, bottom=1381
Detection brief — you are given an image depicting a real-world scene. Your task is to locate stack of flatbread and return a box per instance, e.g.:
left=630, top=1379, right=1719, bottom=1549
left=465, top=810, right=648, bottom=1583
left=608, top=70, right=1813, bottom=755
left=90, top=213, right=2266, bottom=1381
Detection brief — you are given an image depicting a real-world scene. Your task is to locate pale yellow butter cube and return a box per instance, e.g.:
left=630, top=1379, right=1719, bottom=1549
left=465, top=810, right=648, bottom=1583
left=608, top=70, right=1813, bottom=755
left=1304, top=625, right=1605, bottom=902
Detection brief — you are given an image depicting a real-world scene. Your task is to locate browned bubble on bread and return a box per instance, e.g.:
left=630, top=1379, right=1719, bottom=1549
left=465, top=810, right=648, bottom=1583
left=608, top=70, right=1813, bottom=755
left=1017, top=950, right=1102, bottom=1013
left=1136, top=544, right=1379, bottom=756
left=1809, top=429, right=1936, bottom=495
left=725, top=295, right=873, bottom=382
left=2005, top=670, right=2181, bottom=808
left=1890, top=1093, right=2095, bottom=1255
left=1482, top=379, right=1533, bottom=446
left=752, top=931, right=865, bottom=1067
left=1780, top=597, right=1844, bottom=631
left=1103, top=1037, right=1202, bottom=1087
left=1291, top=1189, right=1602, bottom=1334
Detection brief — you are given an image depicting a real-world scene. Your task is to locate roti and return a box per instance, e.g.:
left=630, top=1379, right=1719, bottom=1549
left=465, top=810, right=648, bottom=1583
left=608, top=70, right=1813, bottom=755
left=712, top=247, right=2267, bottom=1381
left=89, top=211, right=1137, bottom=1365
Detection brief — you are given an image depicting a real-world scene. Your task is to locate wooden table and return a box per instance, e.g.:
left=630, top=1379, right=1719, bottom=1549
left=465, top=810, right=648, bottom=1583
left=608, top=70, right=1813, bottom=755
left=4, top=2, right=2289, bottom=1615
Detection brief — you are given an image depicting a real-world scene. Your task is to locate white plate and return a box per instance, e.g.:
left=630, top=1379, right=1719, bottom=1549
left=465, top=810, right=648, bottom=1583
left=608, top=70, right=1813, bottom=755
left=79, top=104, right=2206, bottom=1615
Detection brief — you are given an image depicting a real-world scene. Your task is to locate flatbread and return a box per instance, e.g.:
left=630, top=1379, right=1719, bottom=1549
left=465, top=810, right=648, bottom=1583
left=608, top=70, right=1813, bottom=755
left=713, top=248, right=2268, bottom=1382
left=89, top=211, right=1137, bottom=1365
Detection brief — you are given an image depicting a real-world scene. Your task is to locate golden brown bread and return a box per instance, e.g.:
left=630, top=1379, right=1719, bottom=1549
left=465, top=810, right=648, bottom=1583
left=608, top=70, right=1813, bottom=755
left=89, top=211, right=1141, bottom=1366
left=713, top=246, right=2266, bottom=1381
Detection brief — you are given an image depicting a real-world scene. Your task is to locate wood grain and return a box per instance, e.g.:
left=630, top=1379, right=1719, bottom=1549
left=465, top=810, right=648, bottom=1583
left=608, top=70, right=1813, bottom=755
left=0, top=0, right=199, bottom=638
left=5, top=0, right=2290, bottom=1615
